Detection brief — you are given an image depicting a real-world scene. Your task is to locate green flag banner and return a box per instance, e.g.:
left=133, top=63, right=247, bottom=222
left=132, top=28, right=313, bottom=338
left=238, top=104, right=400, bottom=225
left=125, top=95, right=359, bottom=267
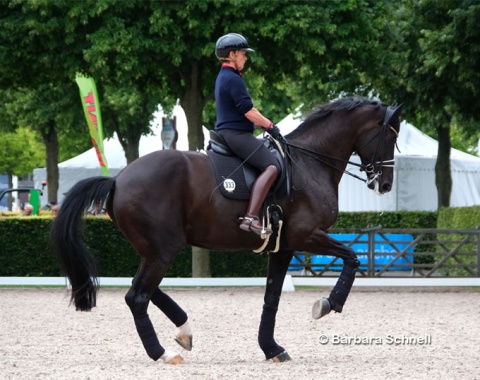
left=75, top=74, right=108, bottom=176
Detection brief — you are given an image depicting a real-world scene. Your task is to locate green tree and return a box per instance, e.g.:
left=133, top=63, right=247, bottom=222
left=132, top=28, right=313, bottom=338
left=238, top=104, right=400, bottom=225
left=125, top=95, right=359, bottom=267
left=54, top=0, right=394, bottom=275
left=0, top=0, right=401, bottom=276
left=0, top=1, right=99, bottom=202
left=0, top=127, right=45, bottom=210
left=1, top=84, right=86, bottom=203
left=1, top=0, right=396, bottom=185
left=370, top=0, right=480, bottom=208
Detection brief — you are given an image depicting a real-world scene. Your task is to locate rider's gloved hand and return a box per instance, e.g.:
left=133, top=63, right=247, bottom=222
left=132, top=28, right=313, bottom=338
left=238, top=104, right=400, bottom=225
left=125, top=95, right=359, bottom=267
left=266, top=125, right=283, bottom=140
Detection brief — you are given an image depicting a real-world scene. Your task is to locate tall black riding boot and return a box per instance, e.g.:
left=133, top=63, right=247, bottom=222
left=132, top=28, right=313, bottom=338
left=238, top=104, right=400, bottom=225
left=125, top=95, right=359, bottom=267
left=239, top=165, right=278, bottom=236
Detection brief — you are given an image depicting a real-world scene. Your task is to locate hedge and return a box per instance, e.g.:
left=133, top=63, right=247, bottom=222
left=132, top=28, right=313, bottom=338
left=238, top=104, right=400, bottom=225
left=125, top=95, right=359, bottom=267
left=436, top=206, right=480, bottom=276
left=334, top=211, right=437, bottom=229
left=0, top=211, right=438, bottom=277
left=0, top=215, right=269, bottom=277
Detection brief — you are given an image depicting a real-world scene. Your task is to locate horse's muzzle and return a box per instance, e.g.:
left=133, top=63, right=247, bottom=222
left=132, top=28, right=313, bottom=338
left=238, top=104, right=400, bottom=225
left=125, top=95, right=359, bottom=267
left=368, top=176, right=393, bottom=195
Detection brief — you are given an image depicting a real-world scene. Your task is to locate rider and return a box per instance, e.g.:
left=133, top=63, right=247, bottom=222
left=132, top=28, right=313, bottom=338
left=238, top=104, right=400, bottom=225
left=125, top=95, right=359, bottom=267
left=214, top=33, right=281, bottom=236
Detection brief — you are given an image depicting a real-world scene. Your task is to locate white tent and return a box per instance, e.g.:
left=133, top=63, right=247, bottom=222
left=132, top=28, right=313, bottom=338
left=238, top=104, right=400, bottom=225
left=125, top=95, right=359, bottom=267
left=34, top=106, right=480, bottom=211
left=277, top=114, right=480, bottom=211
left=33, top=105, right=209, bottom=205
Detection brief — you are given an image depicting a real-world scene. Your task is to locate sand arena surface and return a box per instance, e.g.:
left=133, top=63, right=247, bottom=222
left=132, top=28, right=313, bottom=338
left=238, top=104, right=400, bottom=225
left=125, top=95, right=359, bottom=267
left=1, top=287, right=479, bottom=379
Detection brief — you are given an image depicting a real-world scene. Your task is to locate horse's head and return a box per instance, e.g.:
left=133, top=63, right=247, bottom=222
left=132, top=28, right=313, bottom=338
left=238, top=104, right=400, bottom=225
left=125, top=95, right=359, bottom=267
left=284, top=97, right=403, bottom=198
left=355, top=103, right=403, bottom=195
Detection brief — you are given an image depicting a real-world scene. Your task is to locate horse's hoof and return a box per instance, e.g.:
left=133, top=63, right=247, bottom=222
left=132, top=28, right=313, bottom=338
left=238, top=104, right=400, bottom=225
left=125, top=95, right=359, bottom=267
left=174, top=334, right=193, bottom=351
left=271, top=351, right=292, bottom=362
left=174, top=321, right=193, bottom=351
left=312, top=298, right=331, bottom=319
left=167, top=354, right=184, bottom=365
left=161, top=350, right=184, bottom=365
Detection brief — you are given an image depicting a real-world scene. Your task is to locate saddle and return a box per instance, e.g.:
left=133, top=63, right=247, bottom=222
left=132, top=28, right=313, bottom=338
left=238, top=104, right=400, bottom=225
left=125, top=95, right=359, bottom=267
left=206, top=130, right=288, bottom=201
left=206, top=130, right=290, bottom=253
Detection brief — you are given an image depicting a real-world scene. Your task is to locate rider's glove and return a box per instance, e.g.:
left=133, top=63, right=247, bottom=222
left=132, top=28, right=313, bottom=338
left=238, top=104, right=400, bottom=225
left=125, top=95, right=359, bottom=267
left=266, top=125, right=283, bottom=140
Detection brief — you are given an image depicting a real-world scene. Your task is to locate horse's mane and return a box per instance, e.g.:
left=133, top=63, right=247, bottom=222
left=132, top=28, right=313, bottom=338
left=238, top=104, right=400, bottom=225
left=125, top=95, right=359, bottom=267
left=288, top=96, right=385, bottom=137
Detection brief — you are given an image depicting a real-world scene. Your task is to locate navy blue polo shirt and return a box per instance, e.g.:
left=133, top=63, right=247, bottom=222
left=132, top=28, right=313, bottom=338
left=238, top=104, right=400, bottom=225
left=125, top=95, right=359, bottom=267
left=215, top=65, right=254, bottom=132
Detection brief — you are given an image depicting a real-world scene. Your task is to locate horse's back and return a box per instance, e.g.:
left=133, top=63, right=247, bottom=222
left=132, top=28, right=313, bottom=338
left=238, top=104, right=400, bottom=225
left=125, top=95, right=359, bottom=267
left=113, top=150, right=210, bottom=206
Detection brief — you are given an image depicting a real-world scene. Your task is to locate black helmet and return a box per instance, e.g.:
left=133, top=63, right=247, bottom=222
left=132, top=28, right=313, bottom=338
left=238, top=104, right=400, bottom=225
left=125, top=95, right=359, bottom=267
left=215, top=33, right=255, bottom=59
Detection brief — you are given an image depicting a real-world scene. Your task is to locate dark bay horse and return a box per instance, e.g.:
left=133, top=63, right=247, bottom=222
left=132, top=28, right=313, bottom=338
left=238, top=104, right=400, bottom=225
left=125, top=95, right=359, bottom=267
left=51, top=96, right=402, bottom=363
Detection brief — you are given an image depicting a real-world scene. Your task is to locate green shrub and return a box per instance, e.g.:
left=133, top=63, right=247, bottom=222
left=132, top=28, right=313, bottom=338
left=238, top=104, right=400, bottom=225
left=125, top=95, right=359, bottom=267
left=0, top=216, right=269, bottom=277
left=0, top=211, right=439, bottom=277
left=334, top=211, right=437, bottom=228
left=436, top=206, right=480, bottom=276
left=0, top=217, right=58, bottom=276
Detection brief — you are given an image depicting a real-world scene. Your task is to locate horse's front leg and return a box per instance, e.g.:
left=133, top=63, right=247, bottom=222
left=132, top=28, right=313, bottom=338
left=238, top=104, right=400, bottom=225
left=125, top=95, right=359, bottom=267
left=258, top=249, right=294, bottom=362
left=312, top=253, right=360, bottom=319
left=301, top=229, right=360, bottom=319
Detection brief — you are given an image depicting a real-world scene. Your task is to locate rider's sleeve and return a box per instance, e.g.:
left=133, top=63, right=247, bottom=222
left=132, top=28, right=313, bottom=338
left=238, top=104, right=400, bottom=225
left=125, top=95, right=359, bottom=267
left=229, top=75, right=254, bottom=115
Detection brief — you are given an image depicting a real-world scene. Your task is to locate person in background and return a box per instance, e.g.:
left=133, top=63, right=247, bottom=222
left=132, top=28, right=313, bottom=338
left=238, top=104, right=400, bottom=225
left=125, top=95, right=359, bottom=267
left=43, top=200, right=57, bottom=211
left=22, top=204, right=33, bottom=216
left=50, top=204, right=60, bottom=216
left=214, top=33, right=282, bottom=237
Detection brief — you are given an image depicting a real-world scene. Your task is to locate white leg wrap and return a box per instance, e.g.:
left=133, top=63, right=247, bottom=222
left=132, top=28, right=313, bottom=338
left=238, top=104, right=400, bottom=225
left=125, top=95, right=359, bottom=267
left=174, top=321, right=193, bottom=351
left=160, top=349, right=184, bottom=364
left=177, top=321, right=192, bottom=337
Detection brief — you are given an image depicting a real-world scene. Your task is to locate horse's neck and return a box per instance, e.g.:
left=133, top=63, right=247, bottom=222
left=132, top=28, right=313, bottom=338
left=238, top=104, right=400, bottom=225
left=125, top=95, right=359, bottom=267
left=288, top=127, right=356, bottom=185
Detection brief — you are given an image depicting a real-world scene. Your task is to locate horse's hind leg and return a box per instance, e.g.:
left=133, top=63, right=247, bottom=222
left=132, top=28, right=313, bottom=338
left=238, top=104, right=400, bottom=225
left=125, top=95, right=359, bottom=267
left=258, top=249, right=294, bottom=362
left=150, top=288, right=192, bottom=351
left=125, top=257, right=184, bottom=364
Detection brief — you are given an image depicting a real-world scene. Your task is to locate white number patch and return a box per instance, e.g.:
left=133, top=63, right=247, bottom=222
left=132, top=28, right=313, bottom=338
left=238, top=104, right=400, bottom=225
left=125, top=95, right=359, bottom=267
left=223, top=178, right=236, bottom=193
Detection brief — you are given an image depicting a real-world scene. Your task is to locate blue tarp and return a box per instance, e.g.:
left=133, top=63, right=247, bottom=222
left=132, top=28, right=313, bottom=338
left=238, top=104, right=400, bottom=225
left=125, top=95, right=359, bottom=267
left=289, top=233, right=415, bottom=271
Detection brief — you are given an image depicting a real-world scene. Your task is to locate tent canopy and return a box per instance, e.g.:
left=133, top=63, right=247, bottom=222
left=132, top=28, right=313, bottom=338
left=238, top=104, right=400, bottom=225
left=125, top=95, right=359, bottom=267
left=34, top=105, right=208, bottom=205
left=34, top=106, right=480, bottom=211
left=59, top=105, right=195, bottom=169
left=278, top=114, right=480, bottom=211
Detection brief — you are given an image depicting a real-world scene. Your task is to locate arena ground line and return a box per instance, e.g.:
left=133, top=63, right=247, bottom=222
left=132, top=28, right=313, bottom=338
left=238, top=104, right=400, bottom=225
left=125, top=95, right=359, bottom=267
left=1, top=276, right=479, bottom=288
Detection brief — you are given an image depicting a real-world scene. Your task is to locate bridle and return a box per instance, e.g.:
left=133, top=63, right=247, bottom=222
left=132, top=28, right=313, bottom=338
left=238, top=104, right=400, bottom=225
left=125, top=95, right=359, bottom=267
left=279, top=104, right=402, bottom=184
left=357, top=104, right=402, bottom=184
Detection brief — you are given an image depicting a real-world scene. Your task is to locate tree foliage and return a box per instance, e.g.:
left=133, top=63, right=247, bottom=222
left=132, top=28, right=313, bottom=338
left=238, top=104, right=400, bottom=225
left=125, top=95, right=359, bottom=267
left=0, top=127, right=45, bottom=177
left=369, top=0, right=480, bottom=207
left=1, top=0, right=479, bottom=274
left=0, top=83, right=87, bottom=202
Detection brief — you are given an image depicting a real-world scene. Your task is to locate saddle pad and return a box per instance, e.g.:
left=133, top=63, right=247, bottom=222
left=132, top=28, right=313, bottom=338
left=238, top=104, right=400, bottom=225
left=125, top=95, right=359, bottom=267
left=207, top=150, right=259, bottom=200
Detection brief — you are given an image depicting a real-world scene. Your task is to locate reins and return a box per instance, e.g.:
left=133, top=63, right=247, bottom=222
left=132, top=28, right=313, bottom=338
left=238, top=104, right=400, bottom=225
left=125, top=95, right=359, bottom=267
left=281, top=140, right=369, bottom=182
left=279, top=104, right=401, bottom=184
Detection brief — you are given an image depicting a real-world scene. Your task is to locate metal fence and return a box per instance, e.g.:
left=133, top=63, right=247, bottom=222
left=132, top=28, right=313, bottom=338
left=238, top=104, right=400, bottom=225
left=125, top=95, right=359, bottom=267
left=289, top=227, right=480, bottom=277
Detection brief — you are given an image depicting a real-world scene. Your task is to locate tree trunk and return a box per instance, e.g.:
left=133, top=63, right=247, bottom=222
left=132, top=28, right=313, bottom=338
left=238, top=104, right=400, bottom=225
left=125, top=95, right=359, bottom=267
left=105, top=109, right=142, bottom=166
left=180, top=62, right=207, bottom=151
left=191, top=246, right=211, bottom=277
left=7, top=172, right=13, bottom=211
left=435, top=126, right=452, bottom=208
left=180, top=61, right=211, bottom=277
left=122, top=133, right=141, bottom=165
left=42, top=122, right=59, bottom=204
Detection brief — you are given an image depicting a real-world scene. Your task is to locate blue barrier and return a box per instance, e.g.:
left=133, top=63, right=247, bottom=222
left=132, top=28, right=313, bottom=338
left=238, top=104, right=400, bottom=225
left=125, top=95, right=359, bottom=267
left=288, top=254, right=305, bottom=271
left=289, top=233, right=415, bottom=271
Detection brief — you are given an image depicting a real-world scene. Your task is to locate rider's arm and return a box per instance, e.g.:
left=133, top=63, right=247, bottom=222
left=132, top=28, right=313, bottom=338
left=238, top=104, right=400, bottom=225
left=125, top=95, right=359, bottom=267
left=245, top=107, right=274, bottom=130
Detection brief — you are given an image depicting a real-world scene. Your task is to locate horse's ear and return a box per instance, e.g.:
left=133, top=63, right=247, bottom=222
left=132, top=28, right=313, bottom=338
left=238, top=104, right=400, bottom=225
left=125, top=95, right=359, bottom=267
left=392, top=103, right=403, bottom=119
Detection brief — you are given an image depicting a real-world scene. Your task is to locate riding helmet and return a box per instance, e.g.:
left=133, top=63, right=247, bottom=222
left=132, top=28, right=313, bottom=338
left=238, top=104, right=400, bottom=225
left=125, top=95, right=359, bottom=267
left=215, top=33, right=255, bottom=59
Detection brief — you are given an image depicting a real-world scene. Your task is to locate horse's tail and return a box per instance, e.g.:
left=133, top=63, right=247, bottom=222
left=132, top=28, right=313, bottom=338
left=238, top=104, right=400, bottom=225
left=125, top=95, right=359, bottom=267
left=50, top=176, right=116, bottom=311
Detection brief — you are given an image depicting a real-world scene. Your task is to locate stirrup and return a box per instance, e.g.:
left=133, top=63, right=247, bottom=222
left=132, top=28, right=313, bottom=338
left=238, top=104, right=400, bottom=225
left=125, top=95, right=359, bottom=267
left=239, top=216, right=272, bottom=236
